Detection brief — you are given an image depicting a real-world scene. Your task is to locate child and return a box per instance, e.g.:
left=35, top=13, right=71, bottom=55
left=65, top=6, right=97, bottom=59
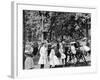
left=38, top=43, right=48, bottom=68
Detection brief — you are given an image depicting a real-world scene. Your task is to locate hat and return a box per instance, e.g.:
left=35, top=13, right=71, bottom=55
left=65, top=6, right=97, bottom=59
left=25, top=49, right=29, bottom=53
left=82, top=37, right=87, bottom=40
left=70, top=42, right=76, bottom=44
left=25, top=44, right=33, bottom=54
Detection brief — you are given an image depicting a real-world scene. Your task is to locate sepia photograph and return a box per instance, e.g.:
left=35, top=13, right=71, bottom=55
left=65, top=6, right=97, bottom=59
left=23, top=10, right=91, bottom=70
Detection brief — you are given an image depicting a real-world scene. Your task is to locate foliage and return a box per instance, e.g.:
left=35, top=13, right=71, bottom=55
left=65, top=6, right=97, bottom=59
left=23, top=10, right=91, bottom=43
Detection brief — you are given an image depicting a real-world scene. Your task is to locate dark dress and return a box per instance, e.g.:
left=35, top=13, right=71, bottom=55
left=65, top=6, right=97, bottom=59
left=32, top=47, right=38, bottom=56
left=47, top=45, right=51, bottom=56
left=54, top=43, right=60, bottom=58
left=64, top=46, right=69, bottom=62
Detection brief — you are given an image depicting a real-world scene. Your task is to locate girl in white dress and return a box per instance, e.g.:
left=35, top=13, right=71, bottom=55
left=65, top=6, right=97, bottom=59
left=49, top=47, right=60, bottom=68
left=38, top=44, right=48, bottom=68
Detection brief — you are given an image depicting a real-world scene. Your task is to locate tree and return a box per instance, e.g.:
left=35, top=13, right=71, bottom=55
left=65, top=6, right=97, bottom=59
left=23, top=10, right=91, bottom=43
left=48, top=12, right=91, bottom=42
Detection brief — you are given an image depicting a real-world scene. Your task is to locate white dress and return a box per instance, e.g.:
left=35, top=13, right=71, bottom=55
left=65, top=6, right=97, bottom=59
left=38, top=46, right=48, bottom=65
left=25, top=46, right=34, bottom=69
left=25, top=57, right=34, bottom=69
left=49, top=49, right=60, bottom=66
left=59, top=48, right=66, bottom=59
left=71, top=45, right=76, bottom=54
left=59, top=47, right=66, bottom=65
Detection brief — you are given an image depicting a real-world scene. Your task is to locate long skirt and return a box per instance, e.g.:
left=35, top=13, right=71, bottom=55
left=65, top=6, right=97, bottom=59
left=38, top=55, right=48, bottom=65
left=49, top=55, right=60, bottom=66
left=25, top=57, right=34, bottom=69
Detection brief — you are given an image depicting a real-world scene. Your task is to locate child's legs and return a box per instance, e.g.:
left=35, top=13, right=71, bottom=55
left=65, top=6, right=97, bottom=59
left=40, top=64, right=44, bottom=68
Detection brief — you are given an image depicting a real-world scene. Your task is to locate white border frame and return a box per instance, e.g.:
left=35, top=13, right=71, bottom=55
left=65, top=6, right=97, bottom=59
left=11, top=1, right=97, bottom=78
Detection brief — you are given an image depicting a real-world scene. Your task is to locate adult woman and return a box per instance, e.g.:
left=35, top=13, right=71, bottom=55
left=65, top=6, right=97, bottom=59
left=59, top=42, right=66, bottom=65
left=24, top=44, right=34, bottom=69
left=64, top=44, right=70, bottom=64
left=80, top=40, right=90, bottom=55
left=32, top=42, right=38, bottom=56
left=70, top=43, right=77, bottom=64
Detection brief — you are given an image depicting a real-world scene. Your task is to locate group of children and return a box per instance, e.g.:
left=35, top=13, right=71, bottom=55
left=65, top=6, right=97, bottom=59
left=38, top=42, right=66, bottom=68
left=24, top=38, right=90, bottom=69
